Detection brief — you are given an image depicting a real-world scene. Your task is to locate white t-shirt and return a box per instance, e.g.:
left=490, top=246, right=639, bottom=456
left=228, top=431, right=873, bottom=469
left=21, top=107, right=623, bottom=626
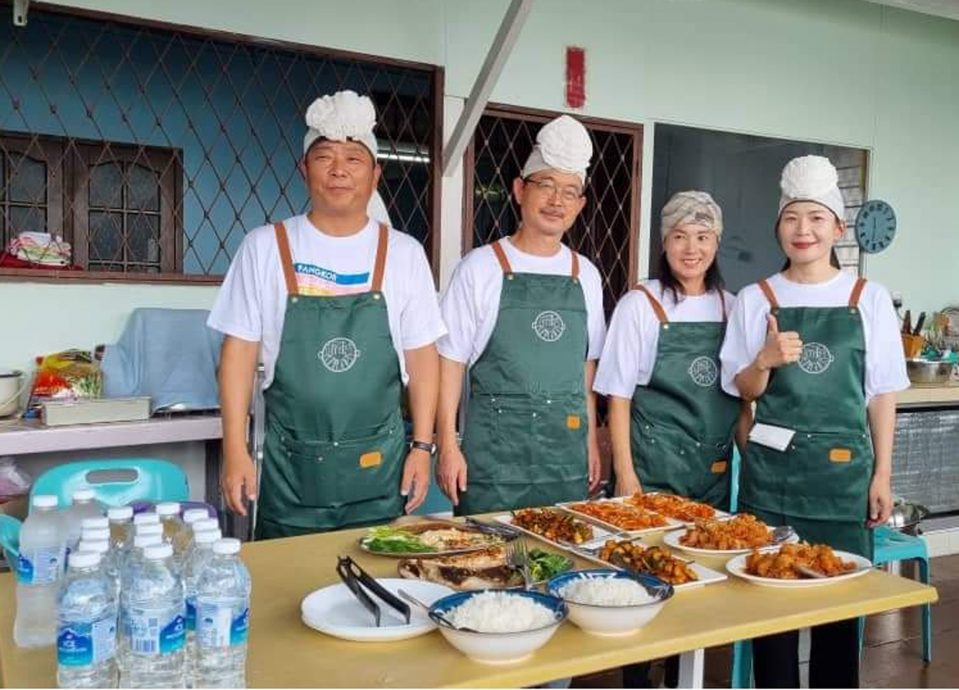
left=207, top=215, right=446, bottom=387
left=438, top=239, right=606, bottom=366
left=594, top=280, right=734, bottom=399
left=719, top=271, right=909, bottom=401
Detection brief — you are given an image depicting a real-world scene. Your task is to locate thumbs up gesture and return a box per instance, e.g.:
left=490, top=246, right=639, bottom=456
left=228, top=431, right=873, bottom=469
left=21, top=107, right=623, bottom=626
left=758, top=314, right=803, bottom=370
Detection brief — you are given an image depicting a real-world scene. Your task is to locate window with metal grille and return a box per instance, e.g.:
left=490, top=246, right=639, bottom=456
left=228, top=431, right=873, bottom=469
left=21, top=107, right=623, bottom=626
left=651, top=124, right=867, bottom=292
left=0, top=3, right=441, bottom=281
left=464, top=105, right=643, bottom=316
left=0, top=131, right=181, bottom=272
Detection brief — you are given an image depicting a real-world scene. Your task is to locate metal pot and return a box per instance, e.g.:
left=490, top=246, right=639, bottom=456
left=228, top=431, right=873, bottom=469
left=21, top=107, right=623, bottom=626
left=0, top=370, right=23, bottom=418
left=906, top=359, right=954, bottom=385
left=886, top=498, right=929, bottom=535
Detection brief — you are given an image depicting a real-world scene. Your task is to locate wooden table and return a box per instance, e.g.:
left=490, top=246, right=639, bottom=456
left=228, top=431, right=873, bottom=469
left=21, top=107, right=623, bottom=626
left=0, top=523, right=938, bottom=688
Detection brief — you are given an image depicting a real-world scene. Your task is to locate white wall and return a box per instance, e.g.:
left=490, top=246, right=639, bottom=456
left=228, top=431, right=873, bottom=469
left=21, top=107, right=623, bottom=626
left=3, top=0, right=958, bottom=377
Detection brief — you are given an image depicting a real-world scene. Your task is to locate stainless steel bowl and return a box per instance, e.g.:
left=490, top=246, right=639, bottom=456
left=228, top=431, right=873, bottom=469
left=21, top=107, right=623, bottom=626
left=906, top=359, right=954, bottom=385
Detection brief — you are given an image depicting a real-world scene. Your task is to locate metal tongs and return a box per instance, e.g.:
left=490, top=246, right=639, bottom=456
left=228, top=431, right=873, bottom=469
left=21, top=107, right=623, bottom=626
left=335, top=555, right=411, bottom=628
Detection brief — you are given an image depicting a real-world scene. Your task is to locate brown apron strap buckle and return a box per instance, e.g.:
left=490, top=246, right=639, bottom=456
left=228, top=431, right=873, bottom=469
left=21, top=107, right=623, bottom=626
left=634, top=283, right=669, bottom=324
left=274, top=221, right=298, bottom=297
left=370, top=222, right=390, bottom=293
left=848, top=277, right=867, bottom=309
left=758, top=279, right=780, bottom=310
left=491, top=239, right=513, bottom=275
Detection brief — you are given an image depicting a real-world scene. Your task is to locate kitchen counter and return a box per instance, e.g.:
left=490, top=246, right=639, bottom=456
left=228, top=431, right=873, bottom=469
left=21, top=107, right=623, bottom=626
left=896, top=383, right=959, bottom=408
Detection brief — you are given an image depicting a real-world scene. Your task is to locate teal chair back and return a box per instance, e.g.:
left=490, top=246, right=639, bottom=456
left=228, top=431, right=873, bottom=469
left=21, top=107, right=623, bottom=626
left=0, top=513, right=22, bottom=566
left=30, top=459, right=189, bottom=509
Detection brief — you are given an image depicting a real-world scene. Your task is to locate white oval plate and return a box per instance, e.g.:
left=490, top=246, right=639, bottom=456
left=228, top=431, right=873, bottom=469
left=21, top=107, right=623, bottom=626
left=725, top=551, right=873, bottom=588
left=300, top=578, right=453, bottom=642
left=662, top=526, right=799, bottom=557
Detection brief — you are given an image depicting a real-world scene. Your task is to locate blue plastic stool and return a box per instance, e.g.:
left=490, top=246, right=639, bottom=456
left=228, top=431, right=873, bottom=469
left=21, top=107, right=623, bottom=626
left=859, top=525, right=932, bottom=662
left=30, top=458, right=190, bottom=509
left=0, top=513, right=21, bottom=567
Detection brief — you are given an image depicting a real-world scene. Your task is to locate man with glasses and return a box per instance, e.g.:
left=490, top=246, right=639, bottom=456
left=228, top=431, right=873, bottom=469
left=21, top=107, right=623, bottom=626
left=436, top=114, right=606, bottom=515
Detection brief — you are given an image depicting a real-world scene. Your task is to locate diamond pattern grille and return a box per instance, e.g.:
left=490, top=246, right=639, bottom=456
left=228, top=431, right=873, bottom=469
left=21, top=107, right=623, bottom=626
left=0, top=4, right=439, bottom=278
left=466, top=108, right=641, bottom=316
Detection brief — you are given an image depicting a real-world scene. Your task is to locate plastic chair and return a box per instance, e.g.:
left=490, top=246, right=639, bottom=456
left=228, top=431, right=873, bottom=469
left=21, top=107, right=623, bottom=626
left=728, top=447, right=754, bottom=688
left=0, top=513, right=21, bottom=567
left=30, top=458, right=189, bottom=509
left=859, top=526, right=932, bottom=662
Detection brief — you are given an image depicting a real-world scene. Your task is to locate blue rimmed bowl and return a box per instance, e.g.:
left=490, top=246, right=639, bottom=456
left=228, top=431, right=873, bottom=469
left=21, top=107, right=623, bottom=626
left=546, top=569, right=673, bottom=636
left=428, top=589, right=567, bottom=664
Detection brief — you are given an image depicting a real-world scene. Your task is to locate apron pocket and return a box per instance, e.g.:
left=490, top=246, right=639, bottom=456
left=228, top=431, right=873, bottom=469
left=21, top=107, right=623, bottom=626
left=784, top=431, right=873, bottom=522
left=280, top=428, right=402, bottom=509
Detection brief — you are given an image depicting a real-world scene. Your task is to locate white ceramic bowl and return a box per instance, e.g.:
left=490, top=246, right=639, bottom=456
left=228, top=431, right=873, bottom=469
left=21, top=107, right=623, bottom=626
left=546, top=569, right=673, bottom=636
left=429, top=589, right=567, bottom=664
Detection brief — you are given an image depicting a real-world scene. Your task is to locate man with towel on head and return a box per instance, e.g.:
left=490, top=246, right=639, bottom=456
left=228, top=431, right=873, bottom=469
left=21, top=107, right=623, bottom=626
left=436, top=114, right=607, bottom=515
left=208, top=90, right=445, bottom=538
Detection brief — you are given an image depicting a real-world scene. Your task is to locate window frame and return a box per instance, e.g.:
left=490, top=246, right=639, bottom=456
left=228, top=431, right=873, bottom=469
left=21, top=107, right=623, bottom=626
left=0, top=3, right=444, bottom=286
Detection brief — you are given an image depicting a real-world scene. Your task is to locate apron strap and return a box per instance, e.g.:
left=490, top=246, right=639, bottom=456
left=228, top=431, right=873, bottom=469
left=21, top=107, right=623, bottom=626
left=634, top=283, right=669, bottom=324
left=571, top=250, right=580, bottom=280
left=491, top=239, right=513, bottom=274
left=273, top=221, right=299, bottom=297
left=719, top=289, right=727, bottom=323
left=370, top=222, right=389, bottom=293
left=848, top=277, right=867, bottom=308
left=757, top=279, right=780, bottom=311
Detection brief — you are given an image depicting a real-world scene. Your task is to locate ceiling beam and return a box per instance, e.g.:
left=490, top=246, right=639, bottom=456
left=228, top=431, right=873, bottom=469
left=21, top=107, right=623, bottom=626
left=442, top=0, right=534, bottom=177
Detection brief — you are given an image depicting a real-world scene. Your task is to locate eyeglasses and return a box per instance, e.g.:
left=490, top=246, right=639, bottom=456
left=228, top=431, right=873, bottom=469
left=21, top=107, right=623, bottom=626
left=524, top=177, right=584, bottom=203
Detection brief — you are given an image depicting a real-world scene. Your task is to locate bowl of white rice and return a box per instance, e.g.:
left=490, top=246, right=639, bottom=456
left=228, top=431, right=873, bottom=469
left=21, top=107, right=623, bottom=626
left=546, top=569, right=673, bottom=636
left=428, top=589, right=567, bottom=664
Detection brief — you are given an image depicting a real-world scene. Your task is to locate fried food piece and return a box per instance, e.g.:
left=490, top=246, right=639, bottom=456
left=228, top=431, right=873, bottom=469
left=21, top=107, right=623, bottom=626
left=511, top=508, right=594, bottom=544
left=679, top=514, right=772, bottom=550
left=627, top=493, right=716, bottom=521
left=567, top=501, right=668, bottom=530
left=745, top=542, right=858, bottom=579
left=597, top=540, right=698, bottom=585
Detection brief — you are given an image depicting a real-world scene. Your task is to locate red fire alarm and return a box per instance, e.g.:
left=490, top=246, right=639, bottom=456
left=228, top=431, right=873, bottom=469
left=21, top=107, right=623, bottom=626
left=566, top=46, right=586, bottom=109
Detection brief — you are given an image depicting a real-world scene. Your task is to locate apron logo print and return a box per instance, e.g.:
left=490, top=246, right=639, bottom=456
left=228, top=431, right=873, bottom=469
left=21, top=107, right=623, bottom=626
left=798, top=342, right=835, bottom=375
left=318, top=337, right=361, bottom=373
left=531, top=310, right=566, bottom=342
left=688, top=356, right=719, bottom=388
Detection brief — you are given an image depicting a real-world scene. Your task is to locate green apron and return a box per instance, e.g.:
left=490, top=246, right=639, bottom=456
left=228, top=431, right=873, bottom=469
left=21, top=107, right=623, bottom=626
left=457, top=239, right=590, bottom=515
left=740, top=277, right=874, bottom=559
left=255, top=221, right=407, bottom=539
left=629, top=285, right=741, bottom=510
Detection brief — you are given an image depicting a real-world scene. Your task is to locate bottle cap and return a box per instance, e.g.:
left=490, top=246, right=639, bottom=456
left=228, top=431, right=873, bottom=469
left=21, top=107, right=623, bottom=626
left=213, top=538, right=241, bottom=556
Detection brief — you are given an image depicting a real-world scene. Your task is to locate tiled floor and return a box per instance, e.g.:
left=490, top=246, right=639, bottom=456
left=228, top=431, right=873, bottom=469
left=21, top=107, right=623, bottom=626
left=572, top=554, right=957, bottom=688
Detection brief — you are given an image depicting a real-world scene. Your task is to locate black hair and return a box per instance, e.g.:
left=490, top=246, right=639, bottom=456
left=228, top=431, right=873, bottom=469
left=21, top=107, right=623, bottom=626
left=656, top=250, right=725, bottom=303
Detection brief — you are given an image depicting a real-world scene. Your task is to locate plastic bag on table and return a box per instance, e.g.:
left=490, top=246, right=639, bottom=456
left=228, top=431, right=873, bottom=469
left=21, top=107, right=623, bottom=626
left=0, top=456, right=31, bottom=499
left=27, top=349, right=102, bottom=415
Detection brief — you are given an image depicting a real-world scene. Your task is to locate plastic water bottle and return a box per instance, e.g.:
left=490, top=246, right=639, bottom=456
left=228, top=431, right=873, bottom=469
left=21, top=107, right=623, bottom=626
left=56, top=551, right=118, bottom=688
left=181, top=518, right=220, bottom=568
left=183, top=529, right=221, bottom=686
left=157, top=503, right=189, bottom=566
left=77, top=539, right=119, bottom=604
left=15, top=495, right=67, bottom=647
left=81, top=517, right=109, bottom=533
left=180, top=509, right=210, bottom=552
left=117, top=533, right=163, bottom=672
left=64, top=490, right=103, bottom=552
left=132, top=512, right=159, bottom=529
left=107, top=506, right=134, bottom=553
left=121, top=543, right=186, bottom=688
left=195, top=539, right=250, bottom=689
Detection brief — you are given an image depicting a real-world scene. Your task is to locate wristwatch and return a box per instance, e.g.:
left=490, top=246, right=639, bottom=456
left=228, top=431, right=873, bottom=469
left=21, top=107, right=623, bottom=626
left=409, top=439, right=436, bottom=454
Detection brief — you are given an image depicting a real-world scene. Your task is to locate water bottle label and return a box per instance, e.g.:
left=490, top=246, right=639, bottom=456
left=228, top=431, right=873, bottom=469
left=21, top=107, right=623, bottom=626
left=16, top=547, right=64, bottom=585
left=197, top=602, right=249, bottom=648
left=128, top=605, right=186, bottom=656
left=186, top=597, right=196, bottom=631
left=57, top=616, right=117, bottom=666
left=230, top=607, right=250, bottom=646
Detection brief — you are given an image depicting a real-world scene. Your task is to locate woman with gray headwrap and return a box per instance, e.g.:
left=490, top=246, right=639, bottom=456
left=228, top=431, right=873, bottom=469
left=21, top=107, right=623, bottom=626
left=595, top=190, right=744, bottom=686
